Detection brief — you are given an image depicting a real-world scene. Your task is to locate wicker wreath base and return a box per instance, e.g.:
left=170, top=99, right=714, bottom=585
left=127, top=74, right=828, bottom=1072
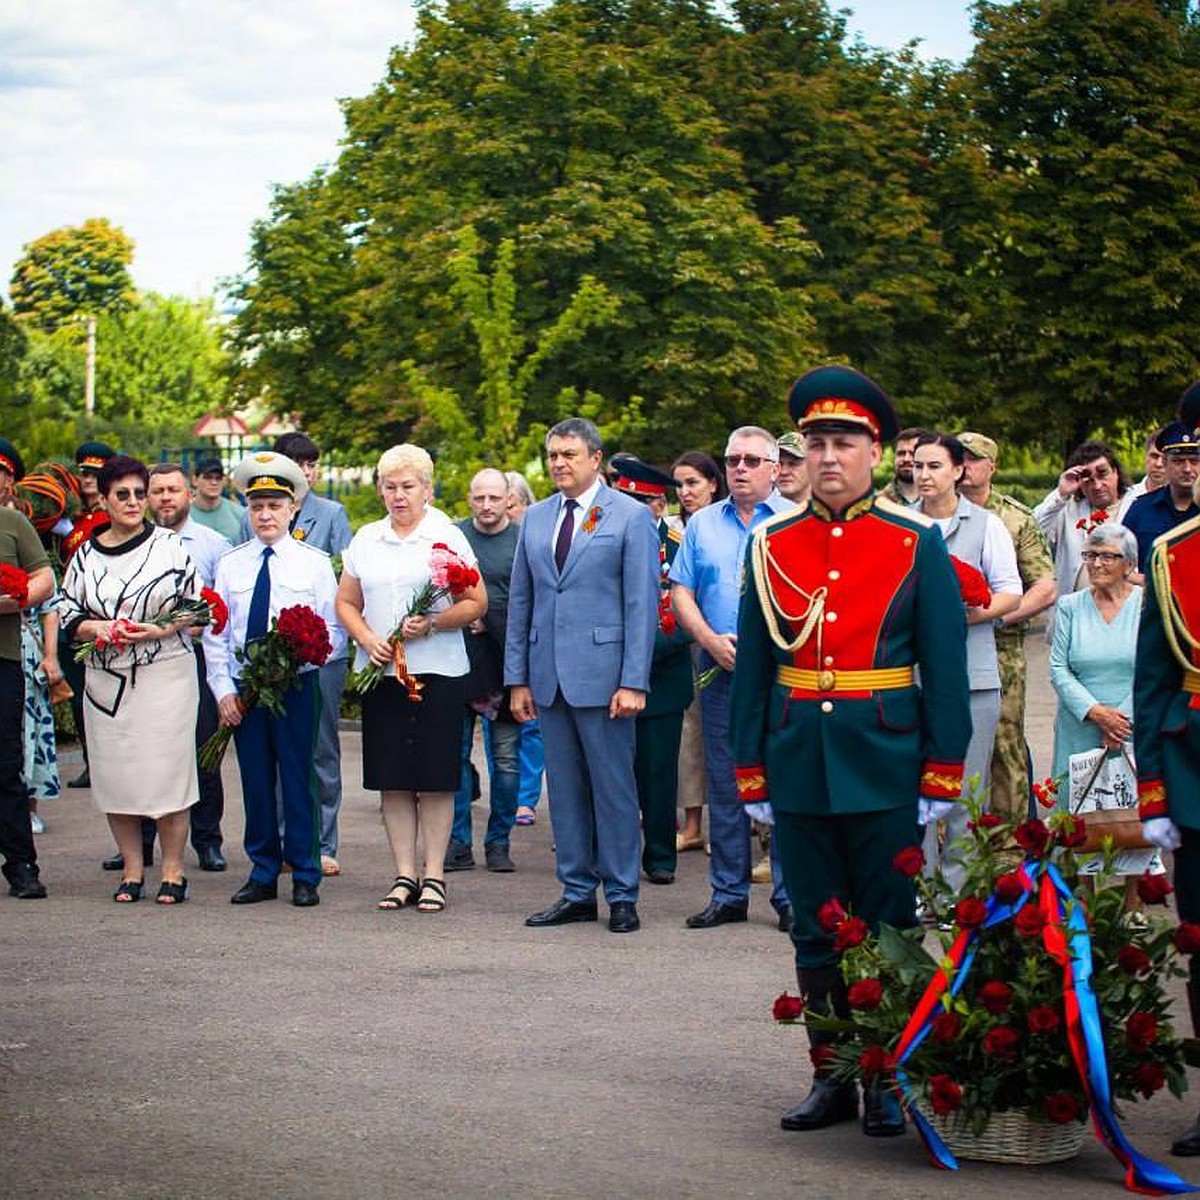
left=928, top=1109, right=1087, bottom=1164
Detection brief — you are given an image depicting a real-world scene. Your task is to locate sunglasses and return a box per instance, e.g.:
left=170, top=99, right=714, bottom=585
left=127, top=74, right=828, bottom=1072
left=724, top=454, right=776, bottom=469
left=112, top=487, right=147, bottom=503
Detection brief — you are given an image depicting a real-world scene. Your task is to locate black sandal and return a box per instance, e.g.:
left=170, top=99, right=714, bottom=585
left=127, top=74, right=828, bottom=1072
left=378, top=876, right=419, bottom=910
left=156, top=878, right=188, bottom=905
left=417, top=877, right=446, bottom=913
left=113, top=880, right=144, bottom=903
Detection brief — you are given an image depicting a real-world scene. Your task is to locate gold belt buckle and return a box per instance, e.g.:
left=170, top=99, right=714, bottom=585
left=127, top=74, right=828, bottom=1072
left=817, top=669, right=836, bottom=692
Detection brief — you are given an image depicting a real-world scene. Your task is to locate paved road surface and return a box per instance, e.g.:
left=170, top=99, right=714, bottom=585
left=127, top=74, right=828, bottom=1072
left=4, top=631, right=1197, bottom=1199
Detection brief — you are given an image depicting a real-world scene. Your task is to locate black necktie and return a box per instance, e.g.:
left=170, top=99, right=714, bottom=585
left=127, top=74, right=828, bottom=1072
left=555, top=498, right=578, bottom=573
left=246, top=546, right=274, bottom=641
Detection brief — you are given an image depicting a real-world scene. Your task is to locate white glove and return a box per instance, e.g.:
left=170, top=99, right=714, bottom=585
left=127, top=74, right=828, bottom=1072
left=1142, top=817, right=1183, bottom=852
left=918, top=798, right=958, bottom=826
left=744, top=802, right=774, bottom=826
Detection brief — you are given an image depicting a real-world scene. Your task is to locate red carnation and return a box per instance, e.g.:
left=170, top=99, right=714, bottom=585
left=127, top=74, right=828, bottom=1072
left=1032, top=776, right=1059, bottom=809
left=1133, top=1061, right=1166, bottom=1098
left=200, top=587, right=229, bottom=635
left=950, top=556, right=992, bottom=608
left=1055, top=814, right=1087, bottom=848
left=932, top=1011, right=962, bottom=1043
left=994, top=872, right=1026, bottom=905
left=982, top=1025, right=1021, bottom=1060
left=1137, top=872, right=1174, bottom=905
left=979, top=980, right=1013, bottom=1015
left=1044, top=1093, right=1080, bottom=1125
left=1027, top=1005, right=1061, bottom=1035
left=1174, top=923, right=1200, bottom=954
left=954, top=896, right=987, bottom=929
left=1117, top=945, right=1152, bottom=975
left=928, top=1074, right=963, bottom=1116
left=834, top=916, right=869, bottom=952
left=1014, top=905, right=1047, bottom=938
left=858, top=1045, right=890, bottom=1078
left=0, top=563, right=30, bottom=607
left=1126, top=1012, right=1158, bottom=1052
left=968, top=812, right=1004, bottom=833
left=892, top=845, right=925, bottom=877
left=848, top=979, right=884, bottom=1011
left=817, top=898, right=847, bottom=934
left=810, top=1044, right=836, bottom=1072
left=1014, top=819, right=1051, bottom=855
left=773, top=992, right=804, bottom=1022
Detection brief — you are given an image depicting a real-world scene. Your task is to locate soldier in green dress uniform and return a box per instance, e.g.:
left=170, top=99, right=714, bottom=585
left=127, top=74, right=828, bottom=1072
left=612, top=456, right=694, bottom=884
left=730, top=366, right=971, bottom=1138
left=1135, top=382, right=1200, bottom=1157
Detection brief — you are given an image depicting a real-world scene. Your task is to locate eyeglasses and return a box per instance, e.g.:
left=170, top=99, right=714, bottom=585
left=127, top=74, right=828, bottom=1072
left=724, top=454, right=776, bottom=469
left=1080, top=551, right=1123, bottom=565
left=112, top=488, right=147, bottom=503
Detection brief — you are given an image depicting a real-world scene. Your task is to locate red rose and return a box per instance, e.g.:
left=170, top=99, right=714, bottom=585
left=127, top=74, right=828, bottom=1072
left=932, top=1011, right=962, bottom=1043
left=833, top=916, right=869, bottom=952
left=1055, top=814, right=1087, bottom=849
left=1126, top=1012, right=1158, bottom=1052
left=982, top=1025, right=1021, bottom=1060
left=848, top=979, right=884, bottom=1011
left=968, top=813, right=1004, bottom=833
left=1027, top=1005, right=1061, bottom=1035
left=928, top=1074, right=963, bottom=1116
left=1014, top=905, right=1047, bottom=938
left=1117, top=945, right=1152, bottom=975
left=954, top=896, right=987, bottom=929
left=1044, top=1092, right=1080, bottom=1124
left=979, top=980, right=1013, bottom=1015
left=1174, top=922, right=1200, bottom=954
left=276, top=605, right=332, bottom=666
left=892, top=845, right=925, bottom=877
left=994, top=872, right=1026, bottom=905
left=817, top=898, right=847, bottom=934
left=773, top=992, right=804, bottom=1022
left=810, top=1044, right=836, bottom=1072
left=1014, top=819, right=1051, bottom=855
left=1137, top=872, right=1174, bottom=905
left=858, top=1045, right=890, bottom=1077
left=1133, top=1061, right=1166, bottom=1097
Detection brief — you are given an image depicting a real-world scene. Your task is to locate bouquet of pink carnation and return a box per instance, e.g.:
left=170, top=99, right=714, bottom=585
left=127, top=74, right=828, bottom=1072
left=349, top=542, right=479, bottom=700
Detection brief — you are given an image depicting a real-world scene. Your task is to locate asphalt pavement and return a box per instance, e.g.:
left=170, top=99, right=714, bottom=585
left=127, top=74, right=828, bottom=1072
left=4, top=631, right=1199, bottom=1199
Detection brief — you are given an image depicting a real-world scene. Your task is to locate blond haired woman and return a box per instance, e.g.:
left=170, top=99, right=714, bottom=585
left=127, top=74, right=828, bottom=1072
left=336, top=445, right=486, bottom=913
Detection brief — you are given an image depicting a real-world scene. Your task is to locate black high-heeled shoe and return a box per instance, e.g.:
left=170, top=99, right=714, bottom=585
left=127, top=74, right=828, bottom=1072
left=156, top=878, right=188, bottom=905
left=113, top=880, right=144, bottom=903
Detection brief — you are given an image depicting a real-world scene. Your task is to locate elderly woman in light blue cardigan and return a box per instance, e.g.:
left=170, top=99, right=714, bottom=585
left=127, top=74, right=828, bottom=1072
left=1049, top=522, right=1142, bottom=783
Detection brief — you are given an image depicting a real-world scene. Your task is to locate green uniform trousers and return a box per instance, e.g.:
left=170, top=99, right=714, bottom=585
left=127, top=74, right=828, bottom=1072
left=989, top=631, right=1032, bottom=825
left=634, top=709, right=685, bottom=875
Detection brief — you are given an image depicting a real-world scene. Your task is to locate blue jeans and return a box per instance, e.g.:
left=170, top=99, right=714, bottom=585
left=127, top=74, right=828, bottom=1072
left=453, top=712, right=520, bottom=847
left=517, top=718, right=544, bottom=808
left=701, top=672, right=789, bottom=912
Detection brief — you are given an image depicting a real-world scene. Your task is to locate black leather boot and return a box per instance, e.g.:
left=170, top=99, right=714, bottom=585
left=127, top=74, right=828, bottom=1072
left=780, top=966, right=858, bottom=1131
left=1172, top=974, right=1200, bottom=1155
left=862, top=1084, right=905, bottom=1137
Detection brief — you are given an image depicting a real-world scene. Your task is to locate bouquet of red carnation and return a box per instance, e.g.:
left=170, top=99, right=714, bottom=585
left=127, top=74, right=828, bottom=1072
left=75, top=589, right=230, bottom=661
left=0, top=563, right=30, bottom=608
left=1075, top=508, right=1110, bottom=536
left=950, top=556, right=992, bottom=609
left=349, top=542, right=479, bottom=699
left=199, top=604, right=332, bottom=769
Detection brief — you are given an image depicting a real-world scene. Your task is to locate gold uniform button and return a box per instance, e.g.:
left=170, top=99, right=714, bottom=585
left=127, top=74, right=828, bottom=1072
left=828, top=569, right=841, bottom=581
left=820, top=701, right=834, bottom=713
left=831, top=526, right=844, bottom=538
left=904, top=536, right=913, bottom=547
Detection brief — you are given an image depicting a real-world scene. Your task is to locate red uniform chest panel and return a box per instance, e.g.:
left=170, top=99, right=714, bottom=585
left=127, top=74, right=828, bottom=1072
left=762, top=512, right=920, bottom=672
left=1166, top=532, right=1200, bottom=668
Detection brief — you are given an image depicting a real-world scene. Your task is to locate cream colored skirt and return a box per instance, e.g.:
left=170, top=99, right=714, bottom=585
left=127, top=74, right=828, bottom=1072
left=84, top=651, right=199, bottom=818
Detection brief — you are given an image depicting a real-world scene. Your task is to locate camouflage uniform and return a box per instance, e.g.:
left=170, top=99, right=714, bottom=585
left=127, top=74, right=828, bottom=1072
left=877, top=479, right=918, bottom=508
left=983, top=490, right=1054, bottom=824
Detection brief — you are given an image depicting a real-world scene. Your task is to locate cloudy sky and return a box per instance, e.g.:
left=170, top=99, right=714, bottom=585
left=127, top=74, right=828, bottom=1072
left=1, top=1, right=978, bottom=304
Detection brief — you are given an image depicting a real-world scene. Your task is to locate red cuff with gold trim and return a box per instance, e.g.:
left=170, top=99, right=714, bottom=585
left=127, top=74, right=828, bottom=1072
left=736, top=766, right=768, bottom=803
left=1138, top=779, right=1168, bottom=821
left=919, top=760, right=964, bottom=800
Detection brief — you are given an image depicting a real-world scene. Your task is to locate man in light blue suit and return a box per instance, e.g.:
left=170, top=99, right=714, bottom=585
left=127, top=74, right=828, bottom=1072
left=506, top=418, right=660, bottom=933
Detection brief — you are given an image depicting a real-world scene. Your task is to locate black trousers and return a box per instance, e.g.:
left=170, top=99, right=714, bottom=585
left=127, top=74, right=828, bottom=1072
left=0, top=658, right=36, bottom=877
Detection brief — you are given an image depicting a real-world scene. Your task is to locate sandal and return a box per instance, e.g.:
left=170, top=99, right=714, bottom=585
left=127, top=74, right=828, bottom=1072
left=378, top=876, right=419, bottom=910
left=113, top=880, right=144, bottom=903
left=417, top=877, right=447, bottom=913
left=156, top=878, right=188, bottom=905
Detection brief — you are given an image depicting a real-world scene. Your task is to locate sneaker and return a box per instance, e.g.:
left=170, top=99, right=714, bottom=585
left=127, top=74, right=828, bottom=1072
left=443, top=840, right=476, bottom=872
left=29, top=812, right=45, bottom=834
left=485, top=843, right=515, bottom=873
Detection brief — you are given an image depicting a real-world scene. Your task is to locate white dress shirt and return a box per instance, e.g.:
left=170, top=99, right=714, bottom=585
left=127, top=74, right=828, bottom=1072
left=204, top=534, right=344, bottom=703
left=178, top=516, right=231, bottom=589
left=341, top=508, right=477, bottom=678
left=551, top=476, right=604, bottom=550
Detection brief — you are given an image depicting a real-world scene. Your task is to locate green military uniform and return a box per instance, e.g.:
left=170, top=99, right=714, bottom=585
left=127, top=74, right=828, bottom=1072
left=982, top=489, right=1054, bottom=823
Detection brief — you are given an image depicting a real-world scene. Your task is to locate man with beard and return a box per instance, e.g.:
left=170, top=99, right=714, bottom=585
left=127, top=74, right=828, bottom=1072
left=878, top=427, right=924, bottom=507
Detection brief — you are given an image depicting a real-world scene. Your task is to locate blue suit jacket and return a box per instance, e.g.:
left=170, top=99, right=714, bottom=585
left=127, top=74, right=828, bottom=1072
left=505, top=484, right=659, bottom=709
